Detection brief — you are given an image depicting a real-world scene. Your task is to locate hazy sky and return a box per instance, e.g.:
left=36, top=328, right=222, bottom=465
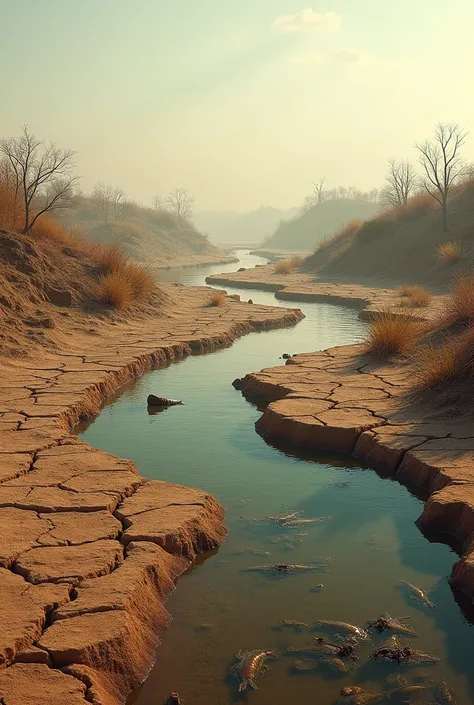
left=1, top=1, right=472, bottom=211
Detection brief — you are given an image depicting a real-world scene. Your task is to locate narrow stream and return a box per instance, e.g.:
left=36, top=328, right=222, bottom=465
left=79, top=251, right=474, bottom=705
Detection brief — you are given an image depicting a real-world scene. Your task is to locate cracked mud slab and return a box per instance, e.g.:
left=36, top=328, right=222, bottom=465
left=0, top=287, right=302, bottom=704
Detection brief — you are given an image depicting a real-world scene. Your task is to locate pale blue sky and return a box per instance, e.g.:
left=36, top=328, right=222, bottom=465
left=1, top=1, right=472, bottom=210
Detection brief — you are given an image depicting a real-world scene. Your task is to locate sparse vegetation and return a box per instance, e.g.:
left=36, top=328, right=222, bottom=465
left=436, top=240, right=462, bottom=263
left=365, top=308, right=421, bottom=357
left=397, top=285, right=432, bottom=307
left=274, top=256, right=302, bottom=274
left=208, top=290, right=227, bottom=306
left=96, top=271, right=134, bottom=309
left=96, top=257, right=156, bottom=308
left=413, top=340, right=461, bottom=392
left=443, top=272, right=474, bottom=323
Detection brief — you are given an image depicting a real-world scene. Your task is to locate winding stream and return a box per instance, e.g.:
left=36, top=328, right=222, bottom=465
left=79, top=251, right=474, bottom=705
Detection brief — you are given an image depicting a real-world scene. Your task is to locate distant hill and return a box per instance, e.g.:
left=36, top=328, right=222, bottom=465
left=192, top=206, right=299, bottom=246
left=59, top=196, right=232, bottom=267
left=303, top=184, right=474, bottom=288
left=263, top=199, right=381, bottom=251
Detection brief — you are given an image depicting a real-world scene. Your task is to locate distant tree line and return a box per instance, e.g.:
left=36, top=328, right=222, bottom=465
left=302, top=122, right=470, bottom=232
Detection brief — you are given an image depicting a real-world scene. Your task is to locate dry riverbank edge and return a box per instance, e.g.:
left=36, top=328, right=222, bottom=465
left=234, top=344, right=474, bottom=605
left=0, top=284, right=304, bottom=705
left=205, top=265, right=446, bottom=321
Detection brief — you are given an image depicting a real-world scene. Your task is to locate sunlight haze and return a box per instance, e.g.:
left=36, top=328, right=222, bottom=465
left=2, top=0, right=472, bottom=210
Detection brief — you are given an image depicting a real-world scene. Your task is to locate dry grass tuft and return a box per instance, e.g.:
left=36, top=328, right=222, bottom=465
left=274, top=256, right=303, bottom=275
left=96, top=262, right=156, bottom=309
left=208, top=290, right=227, bottom=306
left=365, top=308, right=421, bottom=357
left=93, top=242, right=129, bottom=272
left=330, top=242, right=352, bottom=263
left=436, top=240, right=462, bottom=264
left=444, top=273, right=474, bottom=323
left=404, top=192, right=436, bottom=213
left=96, top=271, right=133, bottom=309
left=397, top=284, right=432, bottom=308
left=413, top=341, right=461, bottom=392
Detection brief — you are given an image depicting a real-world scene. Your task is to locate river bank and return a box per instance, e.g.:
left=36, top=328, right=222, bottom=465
left=206, top=264, right=447, bottom=320
left=0, top=280, right=303, bottom=704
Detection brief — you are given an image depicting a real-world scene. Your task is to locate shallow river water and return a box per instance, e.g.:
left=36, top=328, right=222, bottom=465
left=79, top=251, right=474, bottom=705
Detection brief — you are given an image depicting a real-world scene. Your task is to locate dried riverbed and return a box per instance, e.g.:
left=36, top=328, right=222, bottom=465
left=80, top=251, right=474, bottom=705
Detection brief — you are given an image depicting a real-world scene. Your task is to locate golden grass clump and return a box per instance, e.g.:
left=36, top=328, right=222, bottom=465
left=208, top=290, right=227, bottom=306
left=96, top=261, right=156, bottom=309
left=274, top=256, right=302, bottom=275
left=93, top=242, right=129, bottom=272
left=436, top=240, right=462, bottom=264
left=413, top=341, right=461, bottom=392
left=404, top=193, right=435, bottom=213
left=444, top=272, right=474, bottom=323
left=397, top=284, right=432, bottom=308
left=365, top=308, right=421, bottom=357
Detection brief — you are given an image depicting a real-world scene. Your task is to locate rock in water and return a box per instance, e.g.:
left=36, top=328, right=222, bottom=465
left=282, top=353, right=291, bottom=359
left=232, top=378, right=244, bottom=390
left=147, top=394, right=183, bottom=407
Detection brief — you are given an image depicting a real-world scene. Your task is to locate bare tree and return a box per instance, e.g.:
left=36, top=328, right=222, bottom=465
left=92, top=182, right=114, bottom=223
left=367, top=188, right=380, bottom=203
left=111, top=187, right=125, bottom=220
left=165, top=188, right=194, bottom=222
left=152, top=195, right=163, bottom=210
left=311, top=177, right=326, bottom=203
left=380, top=159, right=417, bottom=208
left=0, top=126, right=77, bottom=233
left=415, top=123, right=468, bottom=231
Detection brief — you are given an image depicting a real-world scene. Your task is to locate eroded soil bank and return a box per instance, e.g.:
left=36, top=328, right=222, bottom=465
left=206, top=264, right=447, bottom=320
left=0, top=283, right=303, bottom=705
left=234, top=343, right=474, bottom=601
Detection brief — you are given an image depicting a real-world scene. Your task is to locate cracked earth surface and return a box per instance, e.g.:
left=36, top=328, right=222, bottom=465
left=205, top=265, right=447, bottom=320
left=234, top=341, right=474, bottom=607
left=0, top=285, right=303, bottom=705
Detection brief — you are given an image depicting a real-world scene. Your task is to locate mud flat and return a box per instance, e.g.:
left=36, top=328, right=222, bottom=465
left=0, top=285, right=303, bottom=705
left=234, top=343, right=474, bottom=603
left=206, top=264, right=446, bottom=321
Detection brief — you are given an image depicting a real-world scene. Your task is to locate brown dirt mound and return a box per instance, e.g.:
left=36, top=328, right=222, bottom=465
left=0, top=230, right=168, bottom=358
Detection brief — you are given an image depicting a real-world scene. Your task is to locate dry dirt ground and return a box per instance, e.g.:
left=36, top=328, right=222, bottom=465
left=206, top=265, right=447, bottom=321
left=0, top=279, right=303, bottom=705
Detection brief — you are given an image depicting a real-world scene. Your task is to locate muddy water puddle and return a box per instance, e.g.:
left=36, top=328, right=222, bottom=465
left=79, top=252, right=474, bottom=704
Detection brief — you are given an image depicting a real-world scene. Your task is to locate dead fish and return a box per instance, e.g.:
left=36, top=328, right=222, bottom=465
left=287, top=644, right=340, bottom=657
left=371, top=644, right=439, bottom=665
left=311, top=584, right=324, bottom=592
left=268, top=532, right=307, bottom=544
left=281, top=517, right=330, bottom=527
left=269, top=510, right=302, bottom=522
left=434, top=680, right=457, bottom=704
left=373, top=685, right=432, bottom=702
left=278, top=619, right=308, bottom=631
left=229, top=649, right=275, bottom=692
left=244, top=563, right=323, bottom=574
left=313, top=619, right=369, bottom=640
left=367, top=612, right=418, bottom=636
left=399, top=580, right=435, bottom=608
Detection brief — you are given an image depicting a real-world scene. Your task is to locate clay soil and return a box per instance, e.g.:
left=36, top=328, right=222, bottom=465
left=0, top=231, right=304, bottom=704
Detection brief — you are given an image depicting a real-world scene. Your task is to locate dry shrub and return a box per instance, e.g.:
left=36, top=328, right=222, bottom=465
left=436, top=240, right=462, bottom=263
left=208, top=290, right=226, bottom=306
left=397, top=284, right=432, bottom=308
left=404, top=193, right=436, bottom=213
left=96, top=262, right=156, bottom=308
left=444, top=272, right=474, bottom=323
left=355, top=217, right=394, bottom=244
left=274, top=256, right=302, bottom=274
left=365, top=308, right=421, bottom=357
left=30, top=215, right=72, bottom=245
left=96, top=271, right=133, bottom=309
left=413, top=340, right=461, bottom=392
left=93, top=242, right=128, bottom=272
